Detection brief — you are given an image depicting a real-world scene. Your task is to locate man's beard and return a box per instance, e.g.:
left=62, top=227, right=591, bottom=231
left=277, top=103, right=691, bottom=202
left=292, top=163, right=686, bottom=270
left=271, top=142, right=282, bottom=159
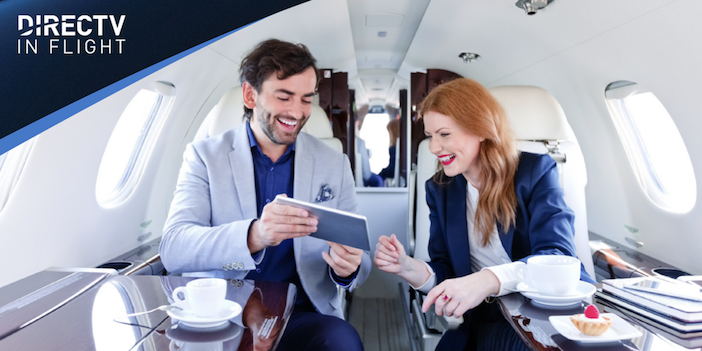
left=256, top=110, right=308, bottom=145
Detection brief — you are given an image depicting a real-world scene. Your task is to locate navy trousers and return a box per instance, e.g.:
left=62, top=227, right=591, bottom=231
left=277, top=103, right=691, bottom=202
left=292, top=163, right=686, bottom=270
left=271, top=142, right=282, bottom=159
left=276, top=311, right=363, bottom=351
left=436, top=301, right=529, bottom=351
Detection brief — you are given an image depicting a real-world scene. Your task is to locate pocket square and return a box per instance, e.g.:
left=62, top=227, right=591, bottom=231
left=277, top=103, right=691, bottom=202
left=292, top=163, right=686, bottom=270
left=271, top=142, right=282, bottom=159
left=314, top=183, right=334, bottom=203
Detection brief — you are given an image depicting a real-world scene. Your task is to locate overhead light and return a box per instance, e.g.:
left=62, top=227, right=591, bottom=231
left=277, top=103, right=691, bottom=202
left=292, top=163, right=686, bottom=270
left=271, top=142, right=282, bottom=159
left=458, top=52, right=479, bottom=63
left=515, top=0, right=553, bottom=15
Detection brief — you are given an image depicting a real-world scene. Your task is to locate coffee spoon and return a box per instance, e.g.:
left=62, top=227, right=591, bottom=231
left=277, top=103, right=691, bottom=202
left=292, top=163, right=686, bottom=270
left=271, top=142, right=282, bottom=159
left=113, top=305, right=183, bottom=321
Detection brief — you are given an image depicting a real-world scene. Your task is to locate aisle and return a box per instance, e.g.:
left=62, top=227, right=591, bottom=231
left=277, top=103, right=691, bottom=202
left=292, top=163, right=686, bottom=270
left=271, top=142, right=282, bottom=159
left=348, top=297, right=413, bottom=351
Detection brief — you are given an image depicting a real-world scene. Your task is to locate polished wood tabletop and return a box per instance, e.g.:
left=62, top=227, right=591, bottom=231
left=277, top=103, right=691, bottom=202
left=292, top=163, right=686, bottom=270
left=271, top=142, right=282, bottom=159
left=0, top=273, right=295, bottom=351
left=497, top=285, right=701, bottom=351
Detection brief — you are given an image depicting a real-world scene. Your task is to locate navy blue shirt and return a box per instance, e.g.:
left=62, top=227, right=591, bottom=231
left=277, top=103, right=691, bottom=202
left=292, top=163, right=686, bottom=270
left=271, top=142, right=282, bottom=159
left=243, top=122, right=316, bottom=312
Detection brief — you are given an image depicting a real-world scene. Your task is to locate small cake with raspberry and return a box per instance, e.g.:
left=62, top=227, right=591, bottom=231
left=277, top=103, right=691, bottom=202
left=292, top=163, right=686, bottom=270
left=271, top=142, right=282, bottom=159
left=569, top=305, right=613, bottom=336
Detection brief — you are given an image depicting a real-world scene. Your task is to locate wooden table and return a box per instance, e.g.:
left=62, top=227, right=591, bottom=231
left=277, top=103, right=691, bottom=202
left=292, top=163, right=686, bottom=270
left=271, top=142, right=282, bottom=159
left=0, top=272, right=295, bottom=351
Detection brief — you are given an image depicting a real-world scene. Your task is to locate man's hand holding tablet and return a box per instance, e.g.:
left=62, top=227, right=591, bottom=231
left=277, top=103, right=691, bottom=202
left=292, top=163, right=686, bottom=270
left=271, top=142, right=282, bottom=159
left=273, top=195, right=370, bottom=279
left=247, top=194, right=318, bottom=253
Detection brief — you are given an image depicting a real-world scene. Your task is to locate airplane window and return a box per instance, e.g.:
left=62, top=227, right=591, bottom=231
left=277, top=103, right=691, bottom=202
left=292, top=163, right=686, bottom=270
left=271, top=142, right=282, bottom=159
left=96, top=82, right=175, bottom=207
left=605, top=81, right=696, bottom=213
left=0, top=137, right=36, bottom=213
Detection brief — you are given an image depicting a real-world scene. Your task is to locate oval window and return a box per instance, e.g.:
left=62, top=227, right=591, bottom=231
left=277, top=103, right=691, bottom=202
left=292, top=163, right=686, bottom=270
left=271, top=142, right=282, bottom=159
left=96, top=81, right=175, bottom=207
left=605, top=81, right=696, bottom=213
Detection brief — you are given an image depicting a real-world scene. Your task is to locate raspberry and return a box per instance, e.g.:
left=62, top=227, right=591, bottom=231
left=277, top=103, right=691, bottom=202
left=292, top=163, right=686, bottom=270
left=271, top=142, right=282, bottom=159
left=584, top=305, right=599, bottom=319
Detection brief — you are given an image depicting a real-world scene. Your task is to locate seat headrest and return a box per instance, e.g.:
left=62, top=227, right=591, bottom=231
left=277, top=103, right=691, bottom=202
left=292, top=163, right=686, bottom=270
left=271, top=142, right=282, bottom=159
left=301, top=105, right=334, bottom=139
left=207, top=86, right=245, bottom=137
left=488, top=85, right=575, bottom=141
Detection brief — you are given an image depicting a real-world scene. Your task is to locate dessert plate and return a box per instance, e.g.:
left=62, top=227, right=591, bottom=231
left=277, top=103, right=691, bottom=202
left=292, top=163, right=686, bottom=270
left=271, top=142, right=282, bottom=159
left=167, top=300, right=242, bottom=328
left=549, top=313, right=642, bottom=343
left=517, top=281, right=596, bottom=307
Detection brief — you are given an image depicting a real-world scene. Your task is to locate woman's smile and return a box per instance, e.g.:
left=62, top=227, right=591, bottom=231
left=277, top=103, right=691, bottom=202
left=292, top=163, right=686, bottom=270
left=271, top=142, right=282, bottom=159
left=438, top=154, right=456, bottom=166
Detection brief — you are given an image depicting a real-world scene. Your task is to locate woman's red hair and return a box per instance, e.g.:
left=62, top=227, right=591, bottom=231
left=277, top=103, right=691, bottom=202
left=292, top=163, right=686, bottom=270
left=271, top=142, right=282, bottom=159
left=421, top=78, right=519, bottom=246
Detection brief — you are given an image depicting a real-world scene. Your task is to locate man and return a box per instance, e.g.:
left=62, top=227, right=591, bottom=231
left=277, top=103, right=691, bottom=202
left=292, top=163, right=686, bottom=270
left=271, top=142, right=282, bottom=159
left=160, top=39, right=370, bottom=350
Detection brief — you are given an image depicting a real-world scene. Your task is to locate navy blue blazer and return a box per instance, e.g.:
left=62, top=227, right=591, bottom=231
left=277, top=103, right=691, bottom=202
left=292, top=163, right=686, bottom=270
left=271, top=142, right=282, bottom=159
left=425, top=152, right=595, bottom=285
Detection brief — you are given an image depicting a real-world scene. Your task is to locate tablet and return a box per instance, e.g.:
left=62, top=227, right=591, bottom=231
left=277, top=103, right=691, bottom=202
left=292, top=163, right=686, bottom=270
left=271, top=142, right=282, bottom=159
left=274, top=195, right=371, bottom=251
left=623, top=278, right=702, bottom=302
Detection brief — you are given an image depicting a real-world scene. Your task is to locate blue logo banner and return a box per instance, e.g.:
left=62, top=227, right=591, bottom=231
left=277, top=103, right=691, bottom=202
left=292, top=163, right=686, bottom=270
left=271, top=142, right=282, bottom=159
left=0, top=0, right=306, bottom=155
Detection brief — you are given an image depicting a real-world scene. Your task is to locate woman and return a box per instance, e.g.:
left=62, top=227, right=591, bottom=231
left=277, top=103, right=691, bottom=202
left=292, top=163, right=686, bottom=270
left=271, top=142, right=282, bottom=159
left=374, top=78, right=593, bottom=350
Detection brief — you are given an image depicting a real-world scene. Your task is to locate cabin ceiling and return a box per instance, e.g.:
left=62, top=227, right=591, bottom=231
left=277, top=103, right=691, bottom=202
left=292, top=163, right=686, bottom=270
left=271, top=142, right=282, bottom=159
left=346, top=0, right=430, bottom=107
left=350, top=0, right=675, bottom=108
left=209, top=0, right=677, bottom=109
left=398, top=0, right=675, bottom=85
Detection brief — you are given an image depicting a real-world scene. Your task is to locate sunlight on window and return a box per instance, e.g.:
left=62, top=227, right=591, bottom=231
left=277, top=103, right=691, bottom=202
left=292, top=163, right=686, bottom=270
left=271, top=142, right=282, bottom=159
left=98, top=89, right=160, bottom=198
left=96, top=82, right=175, bottom=207
left=92, top=282, right=138, bottom=351
left=359, top=113, right=391, bottom=173
left=605, top=81, right=696, bottom=213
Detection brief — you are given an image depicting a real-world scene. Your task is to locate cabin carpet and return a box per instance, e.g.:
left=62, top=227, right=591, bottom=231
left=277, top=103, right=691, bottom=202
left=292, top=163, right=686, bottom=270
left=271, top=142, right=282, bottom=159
left=348, top=297, right=412, bottom=351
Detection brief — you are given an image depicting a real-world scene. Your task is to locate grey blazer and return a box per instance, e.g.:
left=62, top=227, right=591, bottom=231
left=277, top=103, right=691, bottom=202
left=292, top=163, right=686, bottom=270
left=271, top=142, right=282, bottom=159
left=160, top=123, right=371, bottom=319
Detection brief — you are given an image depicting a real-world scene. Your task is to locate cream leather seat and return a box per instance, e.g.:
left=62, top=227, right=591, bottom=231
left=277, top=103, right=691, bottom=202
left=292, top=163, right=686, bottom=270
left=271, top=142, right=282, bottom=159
left=488, top=85, right=594, bottom=279
left=195, top=86, right=246, bottom=141
left=301, top=105, right=343, bottom=153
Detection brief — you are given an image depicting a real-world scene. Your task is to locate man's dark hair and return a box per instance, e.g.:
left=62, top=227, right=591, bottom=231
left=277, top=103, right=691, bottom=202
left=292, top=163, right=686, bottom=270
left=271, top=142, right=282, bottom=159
left=239, top=39, right=319, bottom=120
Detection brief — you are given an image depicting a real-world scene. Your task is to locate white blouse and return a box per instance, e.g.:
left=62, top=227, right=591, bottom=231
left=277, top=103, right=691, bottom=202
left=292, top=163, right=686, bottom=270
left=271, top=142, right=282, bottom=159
left=412, top=181, right=524, bottom=296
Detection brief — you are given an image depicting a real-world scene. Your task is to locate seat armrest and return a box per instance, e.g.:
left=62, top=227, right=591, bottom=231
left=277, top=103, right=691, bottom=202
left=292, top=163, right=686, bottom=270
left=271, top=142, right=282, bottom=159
left=439, top=314, right=464, bottom=330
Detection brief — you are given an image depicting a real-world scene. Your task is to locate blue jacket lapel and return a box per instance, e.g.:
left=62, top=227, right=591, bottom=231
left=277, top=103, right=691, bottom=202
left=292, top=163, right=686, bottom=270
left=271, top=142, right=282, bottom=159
left=293, top=134, right=314, bottom=203
left=291, top=133, right=314, bottom=266
left=230, top=124, right=257, bottom=220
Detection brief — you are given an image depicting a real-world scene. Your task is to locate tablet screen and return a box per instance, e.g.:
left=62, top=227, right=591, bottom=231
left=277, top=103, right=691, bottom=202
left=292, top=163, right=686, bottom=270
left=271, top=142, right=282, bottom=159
left=275, top=196, right=370, bottom=251
left=274, top=195, right=371, bottom=251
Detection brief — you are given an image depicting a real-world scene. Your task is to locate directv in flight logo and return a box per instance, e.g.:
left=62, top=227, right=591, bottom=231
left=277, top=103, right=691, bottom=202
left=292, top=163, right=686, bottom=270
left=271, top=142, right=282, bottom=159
left=17, top=14, right=126, bottom=55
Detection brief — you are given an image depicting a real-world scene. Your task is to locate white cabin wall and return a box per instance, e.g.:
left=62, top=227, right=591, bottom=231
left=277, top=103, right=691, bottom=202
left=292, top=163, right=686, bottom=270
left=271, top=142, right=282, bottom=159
left=489, top=0, right=702, bottom=274
left=0, top=47, right=235, bottom=288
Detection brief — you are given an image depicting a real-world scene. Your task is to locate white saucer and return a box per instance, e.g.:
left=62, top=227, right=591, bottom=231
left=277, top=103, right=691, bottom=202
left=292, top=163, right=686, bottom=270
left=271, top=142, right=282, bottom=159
left=549, top=313, right=642, bottom=343
left=167, top=300, right=242, bottom=328
left=517, top=281, right=596, bottom=307
left=166, top=321, right=242, bottom=342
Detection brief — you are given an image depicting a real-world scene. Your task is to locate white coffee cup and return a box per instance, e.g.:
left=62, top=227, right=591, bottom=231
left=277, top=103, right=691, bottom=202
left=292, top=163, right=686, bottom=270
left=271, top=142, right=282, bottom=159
left=172, top=278, right=227, bottom=317
left=517, top=255, right=581, bottom=296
